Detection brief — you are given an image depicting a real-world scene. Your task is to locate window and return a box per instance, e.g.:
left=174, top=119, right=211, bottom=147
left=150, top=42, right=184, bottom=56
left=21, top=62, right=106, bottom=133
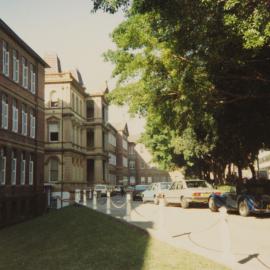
left=13, top=49, right=19, bottom=82
left=22, top=57, right=28, bottom=89
left=71, top=93, right=75, bottom=109
left=29, top=157, right=34, bottom=185
left=129, top=145, right=135, bottom=155
left=141, top=177, right=145, bottom=183
left=30, top=110, right=36, bottom=138
left=50, top=91, right=58, bottom=107
left=86, top=100, right=94, bottom=119
left=148, top=177, right=152, bottom=183
left=2, top=41, right=9, bottom=76
left=141, top=161, right=145, bottom=169
left=123, top=139, right=128, bottom=150
left=87, top=129, right=94, bottom=148
left=80, top=100, right=82, bottom=115
left=1, top=94, right=8, bottom=130
left=0, top=149, right=6, bottom=185
left=130, top=176, right=136, bottom=185
left=20, top=153, right=26, bottom=185
left=108, top=133, right=116, bottom=147
left=129, top=160, right=135, bottom=169
left=76, top=96, right=79, bottom=112
left=12, top=99, right=18, bottom=132
left=123, top=157, right=128, bottom=167
left=11, top=151, right=17, bottom=185
left=21, top=104, right=28, bottom=136
left=50, top=159, right=58, bottom=182
left=109, top=153, right=116, bottom=166
left=49, top=123, right=59, bottom=141
left=30, top=64, right=36, bottom=94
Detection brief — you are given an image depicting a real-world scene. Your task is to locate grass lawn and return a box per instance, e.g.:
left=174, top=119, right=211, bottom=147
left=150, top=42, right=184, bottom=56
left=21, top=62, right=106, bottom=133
left=0, top=206, right=229, bottom=270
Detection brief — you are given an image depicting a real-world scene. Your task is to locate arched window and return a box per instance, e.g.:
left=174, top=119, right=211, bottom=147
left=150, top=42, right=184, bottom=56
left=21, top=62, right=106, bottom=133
left=50, top=159, right=59, bottom=182
left=50, top=91, right=58, bottom=107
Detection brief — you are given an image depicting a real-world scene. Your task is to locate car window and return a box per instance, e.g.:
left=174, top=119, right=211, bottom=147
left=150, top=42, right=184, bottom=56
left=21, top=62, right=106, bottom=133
left=186, top=181, right=207, bottom=188
left=160, top=183, right=171, bottom=190
left=170, top=182, right=176, bottom=190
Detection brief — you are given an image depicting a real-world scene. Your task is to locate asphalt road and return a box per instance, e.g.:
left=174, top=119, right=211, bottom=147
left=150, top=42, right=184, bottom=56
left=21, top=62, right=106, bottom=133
left=88, top=196, right=270, bottom=270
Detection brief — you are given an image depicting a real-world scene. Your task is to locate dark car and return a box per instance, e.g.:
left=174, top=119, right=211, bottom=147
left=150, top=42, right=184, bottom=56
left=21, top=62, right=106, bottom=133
left=209, top=180, right=270, bottom=217
left=132, top=185, right=149, bottom=201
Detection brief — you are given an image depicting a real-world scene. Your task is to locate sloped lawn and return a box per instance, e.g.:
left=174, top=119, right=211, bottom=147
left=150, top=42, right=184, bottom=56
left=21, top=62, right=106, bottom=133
left=0, top=206, right=228, bottom=270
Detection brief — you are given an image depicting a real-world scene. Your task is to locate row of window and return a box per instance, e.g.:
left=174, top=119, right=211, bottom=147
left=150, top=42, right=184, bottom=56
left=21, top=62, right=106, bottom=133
left=1, top=94, right=36, bottom=138
left=0, top=149, right=34, bottom=186
left=2, top=41, right=36, bottom=94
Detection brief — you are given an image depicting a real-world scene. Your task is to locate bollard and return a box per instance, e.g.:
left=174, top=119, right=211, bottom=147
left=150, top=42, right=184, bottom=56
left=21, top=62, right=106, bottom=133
left=219, top=206, right=234, bottom=267
left=125, top=193, right=131, bottom=222
left=93, top=190, right=97, bottom=210
left=89, top=189, right=92, bottom=200
left=158, top=197, right=165, bottom=231
left=106, top=191, right=111, bottom=214
left=83, top=189, right=87, bottom=206
left=75, top=189, right=80, bottom=204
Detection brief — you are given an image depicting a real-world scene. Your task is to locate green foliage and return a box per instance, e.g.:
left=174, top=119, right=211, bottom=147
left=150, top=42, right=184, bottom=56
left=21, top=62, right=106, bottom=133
left=92, top=0, right=270, bottom=179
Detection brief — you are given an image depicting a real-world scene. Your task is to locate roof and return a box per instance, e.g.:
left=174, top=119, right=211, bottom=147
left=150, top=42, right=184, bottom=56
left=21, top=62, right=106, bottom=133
left=0, top=19, right=49, bottom=67
left=111, top=122, right=129, bottom=136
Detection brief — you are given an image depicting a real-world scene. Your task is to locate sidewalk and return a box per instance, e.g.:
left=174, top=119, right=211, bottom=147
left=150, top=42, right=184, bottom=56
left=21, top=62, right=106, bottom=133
left=86, top=197, right=269, bottom=270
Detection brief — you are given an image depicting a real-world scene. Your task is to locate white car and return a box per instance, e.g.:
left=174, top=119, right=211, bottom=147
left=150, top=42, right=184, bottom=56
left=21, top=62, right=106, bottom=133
left=94, top=184, right=107, bottom=196
left=142, top=182, right=171, bottom=204
left=164, top=180, right=217, bottom=208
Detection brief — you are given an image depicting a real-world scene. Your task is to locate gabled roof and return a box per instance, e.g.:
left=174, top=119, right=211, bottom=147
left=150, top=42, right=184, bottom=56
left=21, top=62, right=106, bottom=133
left=0, top=19, right=49, bottom=67
left=111, top=122, right=129, bottom=136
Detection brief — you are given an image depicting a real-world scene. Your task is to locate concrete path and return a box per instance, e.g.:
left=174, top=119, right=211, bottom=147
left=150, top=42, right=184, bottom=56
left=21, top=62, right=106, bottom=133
left=86, top=196, right=270, bottom=270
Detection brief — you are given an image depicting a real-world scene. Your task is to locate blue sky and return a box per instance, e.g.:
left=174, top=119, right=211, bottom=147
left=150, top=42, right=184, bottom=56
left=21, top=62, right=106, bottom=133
left=1, top=0, right=145, bottom=134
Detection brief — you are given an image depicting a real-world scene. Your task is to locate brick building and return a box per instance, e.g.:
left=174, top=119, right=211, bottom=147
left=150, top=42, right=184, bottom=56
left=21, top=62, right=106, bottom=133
left=0, top=19, right=48, bottom=227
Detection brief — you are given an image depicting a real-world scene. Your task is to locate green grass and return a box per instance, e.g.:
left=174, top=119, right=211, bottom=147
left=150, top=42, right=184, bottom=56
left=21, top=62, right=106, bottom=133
left=0, top=206, right=229, bottom=270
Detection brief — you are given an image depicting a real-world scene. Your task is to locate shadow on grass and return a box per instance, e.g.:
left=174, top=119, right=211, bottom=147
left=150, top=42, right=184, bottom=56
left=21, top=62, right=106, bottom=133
left=0, top=206, right=152, bottom=270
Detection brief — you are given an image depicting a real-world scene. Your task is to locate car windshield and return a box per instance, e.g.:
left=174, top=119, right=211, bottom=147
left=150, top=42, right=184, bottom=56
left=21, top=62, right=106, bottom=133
left=160, top=183, right=171, bottom=190
left=186, top=181, right=208, bottom=188
left=135, top=185, right=148, bottom=191
left=95, top=185, right=105, bottom=189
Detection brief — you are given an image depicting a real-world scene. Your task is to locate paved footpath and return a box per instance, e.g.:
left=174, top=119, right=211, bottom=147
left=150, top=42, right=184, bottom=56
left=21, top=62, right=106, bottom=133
left=86, top=196, right=270, bottom=270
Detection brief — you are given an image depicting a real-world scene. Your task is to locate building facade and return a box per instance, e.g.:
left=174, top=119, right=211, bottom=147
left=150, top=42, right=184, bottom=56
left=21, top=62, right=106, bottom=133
left=0, top=19, right=47, bottom=227
left=43, top=54, right=109, bottom=200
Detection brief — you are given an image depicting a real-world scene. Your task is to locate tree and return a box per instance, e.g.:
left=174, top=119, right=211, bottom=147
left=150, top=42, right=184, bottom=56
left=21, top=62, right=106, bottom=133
left=92, top=0, right=270, bottom=180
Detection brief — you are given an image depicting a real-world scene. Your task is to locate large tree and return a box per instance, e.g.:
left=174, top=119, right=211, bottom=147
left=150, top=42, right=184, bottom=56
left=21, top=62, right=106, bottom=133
left=92, top=0, right=270, bottom=180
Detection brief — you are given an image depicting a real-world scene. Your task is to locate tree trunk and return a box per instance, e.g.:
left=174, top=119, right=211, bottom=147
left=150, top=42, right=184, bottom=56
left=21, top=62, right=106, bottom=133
left=237, top=165, right=242, bottom=180
left=249, top=163, right=256, bottom=179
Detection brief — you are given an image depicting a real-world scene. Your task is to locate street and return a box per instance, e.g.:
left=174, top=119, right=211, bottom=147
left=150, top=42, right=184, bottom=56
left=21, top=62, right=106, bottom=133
left=88, top=196, right=270, bottom=270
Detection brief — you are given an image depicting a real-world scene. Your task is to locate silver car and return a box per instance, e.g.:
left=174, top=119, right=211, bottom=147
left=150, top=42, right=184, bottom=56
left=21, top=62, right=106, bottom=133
left=142, top=182, right=171, bottom=204
left=164, top=180, right=217, bottom=208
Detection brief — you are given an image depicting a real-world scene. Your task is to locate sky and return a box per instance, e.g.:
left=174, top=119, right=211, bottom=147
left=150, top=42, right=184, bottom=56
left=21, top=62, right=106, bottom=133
left=0, top=0, right=145, bottom=135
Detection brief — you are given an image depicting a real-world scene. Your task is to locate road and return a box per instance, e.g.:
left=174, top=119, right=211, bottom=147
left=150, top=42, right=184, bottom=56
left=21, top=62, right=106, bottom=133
left=88, top=196, right=270, bottom=270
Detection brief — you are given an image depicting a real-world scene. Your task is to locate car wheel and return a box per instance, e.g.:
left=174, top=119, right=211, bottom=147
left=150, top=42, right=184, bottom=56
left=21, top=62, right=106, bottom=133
left=181, top=197, right=189, bottom=209
left=208, top=197, right=218, bottom=212
left=154, top=196, right=159, bottom=205
left=238, top=200, right=250, bottom=217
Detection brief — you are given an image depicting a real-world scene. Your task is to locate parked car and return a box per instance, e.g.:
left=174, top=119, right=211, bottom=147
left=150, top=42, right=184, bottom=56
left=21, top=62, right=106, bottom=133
left=132, top=185, right=149, bottom=201
left=125, top=186, right=135, bottom=193
left=163, top=179, right=220, bottom=208
left=142, top=182, right=171, bottom=204
left=209, top=180, right=270, bottom=217
left=94, top=184, right=108, bottom=197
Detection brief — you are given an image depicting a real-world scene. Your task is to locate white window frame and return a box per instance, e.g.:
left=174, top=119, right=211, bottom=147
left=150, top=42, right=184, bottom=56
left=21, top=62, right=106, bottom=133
left=22, top=105, right=28, bottom=136
left=20, top=154, right=26, bottom=185
left=109, top=133, right=116, bottom=147
left=11, top=156, right=17, bottom=185
left=12, top=99, right=18, bottom=132
left=109, top=153, right=116, bottom=166
left=49, top=123, right=59, bottom=142
left=2, top=41, right=9, bottom=77
left=29, top=159, right=34, bottom=185
left=0, top=150, right=6, bottom=185
left=30, top=64, right=36, bottom=94
left=129, top=160, right=135, bottom=169
left=123, top=157, right=128, bottom=168
left=13, top=49, right=19, bottom=82
left=141, top=177, right=145, bottom=183
left=22, top=57, right=28, bottom=89
left=30, top=112, right=36, bottom=138
left=1, top=95, right=8, bottom=130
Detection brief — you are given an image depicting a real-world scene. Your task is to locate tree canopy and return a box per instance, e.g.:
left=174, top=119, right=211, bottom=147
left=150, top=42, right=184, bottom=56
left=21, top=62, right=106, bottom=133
left=91, top=0, right=270, bottom=181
